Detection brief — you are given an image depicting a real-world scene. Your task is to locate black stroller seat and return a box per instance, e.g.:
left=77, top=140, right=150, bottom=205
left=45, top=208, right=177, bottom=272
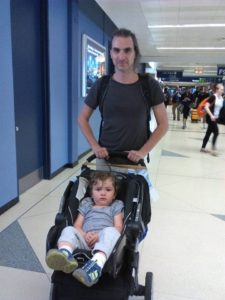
left=46, top=152, right=153, bottom=300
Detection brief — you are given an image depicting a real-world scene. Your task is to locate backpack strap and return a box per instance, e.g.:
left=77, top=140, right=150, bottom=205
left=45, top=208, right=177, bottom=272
left=97, top=75, right=111, bottom=144
left=138, top=73, right=151, bottom=119
left=138, top=73, right=152, bottom=163
left=98, top=75, right=111, bottom=116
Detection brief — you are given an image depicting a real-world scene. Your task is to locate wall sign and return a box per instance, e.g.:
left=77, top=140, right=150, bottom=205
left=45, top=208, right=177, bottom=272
left=217, top=66, right=225, bottom=76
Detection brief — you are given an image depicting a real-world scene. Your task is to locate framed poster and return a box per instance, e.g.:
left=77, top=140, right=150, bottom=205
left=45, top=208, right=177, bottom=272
left=82, top=34, right=106, bottom=97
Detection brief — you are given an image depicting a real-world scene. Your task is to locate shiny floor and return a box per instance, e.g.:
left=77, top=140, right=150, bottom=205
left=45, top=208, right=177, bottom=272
left=1, top=109, right=225, bottom=300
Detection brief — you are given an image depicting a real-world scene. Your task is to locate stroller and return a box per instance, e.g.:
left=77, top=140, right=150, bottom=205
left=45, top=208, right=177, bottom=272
left=46, top=152, right=153, bottom=300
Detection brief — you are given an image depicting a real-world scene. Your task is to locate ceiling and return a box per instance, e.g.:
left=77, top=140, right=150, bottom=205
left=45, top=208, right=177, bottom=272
left=96, top=0, right=225, bottom=78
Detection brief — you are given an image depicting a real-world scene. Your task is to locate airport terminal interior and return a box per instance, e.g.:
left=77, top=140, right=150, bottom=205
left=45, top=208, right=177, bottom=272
left=1, top=1, right=225, bottom=300
left=1, top=110, right=225, bottom=300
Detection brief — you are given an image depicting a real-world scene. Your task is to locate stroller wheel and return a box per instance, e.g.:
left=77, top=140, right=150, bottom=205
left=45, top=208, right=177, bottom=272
left=144, top=272, right=153, bottom=300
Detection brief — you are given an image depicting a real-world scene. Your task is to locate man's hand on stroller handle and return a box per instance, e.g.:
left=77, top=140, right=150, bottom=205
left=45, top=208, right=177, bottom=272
left=127, top=150, right=145, bottom=163
left=92, top=146, right=144, bottom=163
left=93, top=146, right=109, bottom=159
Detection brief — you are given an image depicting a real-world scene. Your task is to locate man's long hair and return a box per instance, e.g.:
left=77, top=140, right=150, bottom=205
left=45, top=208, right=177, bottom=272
left=111, top=28, right=140, bottom=68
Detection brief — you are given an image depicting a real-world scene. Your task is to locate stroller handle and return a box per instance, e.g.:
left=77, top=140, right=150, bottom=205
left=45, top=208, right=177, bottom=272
left=86, top=151, right=145, bottom=166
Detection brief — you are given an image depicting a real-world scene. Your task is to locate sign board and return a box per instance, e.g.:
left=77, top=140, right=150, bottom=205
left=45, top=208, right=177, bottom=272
left=217, top=66, right=225, bottom=76
left=157, top=70, right=183, bottom=81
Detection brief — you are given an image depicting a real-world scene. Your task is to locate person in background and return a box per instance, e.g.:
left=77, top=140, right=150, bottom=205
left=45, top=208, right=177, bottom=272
left=195, top=86, right=209, bottom=107
left=172, top=86, right=181, bottom=121
left=78, top=28, right=168, bottom=164
left=163, top=87, right=171, bottom=108
left=195, top=86, right=210, bottom=129
left=200, top=83, right=224, bottom=156
left=193, top=86, right=200, bottom=104
left=180, top=88, right=194, bottom=129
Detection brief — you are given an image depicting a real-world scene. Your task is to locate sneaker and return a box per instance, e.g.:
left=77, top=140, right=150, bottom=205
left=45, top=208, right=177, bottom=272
left=200, top=148, right=210, bottom=153
left=211, top=150, right=218, bottom=156
left=73, top=259, right=102, bottom=287
left=46, top=248, right=78, bottom=273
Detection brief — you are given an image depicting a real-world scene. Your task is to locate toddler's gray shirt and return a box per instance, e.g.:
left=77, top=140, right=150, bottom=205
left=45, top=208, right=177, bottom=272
left=78, top=197, right=124, bottom=232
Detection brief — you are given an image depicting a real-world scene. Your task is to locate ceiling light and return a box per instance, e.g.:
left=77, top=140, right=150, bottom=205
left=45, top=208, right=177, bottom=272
left=194, top=67, right=203, bottom=74
left=162, top=65, right=214, bottom=68
left=157, top=47, right=225, bottom=50
left=148, top=24, right=225, bottom=29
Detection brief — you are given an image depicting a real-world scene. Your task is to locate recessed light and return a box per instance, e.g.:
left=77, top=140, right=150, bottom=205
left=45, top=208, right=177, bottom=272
left=148, top=24, right=225, bottom=29
left=157, top=47, right=225, bottom=50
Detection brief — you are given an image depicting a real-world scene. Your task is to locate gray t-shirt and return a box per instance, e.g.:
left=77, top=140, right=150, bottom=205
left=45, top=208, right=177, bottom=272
left=85, top=76, right=164, bottom=151
left=78, top=197, right=124, bottom=232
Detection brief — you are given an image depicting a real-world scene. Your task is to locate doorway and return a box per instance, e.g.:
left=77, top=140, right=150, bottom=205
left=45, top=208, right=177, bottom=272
left=11, top=0, right=47, bottom=193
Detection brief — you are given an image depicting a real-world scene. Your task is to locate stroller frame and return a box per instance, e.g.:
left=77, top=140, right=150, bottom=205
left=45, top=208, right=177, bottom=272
left=46, top=152, right=153, bottom=300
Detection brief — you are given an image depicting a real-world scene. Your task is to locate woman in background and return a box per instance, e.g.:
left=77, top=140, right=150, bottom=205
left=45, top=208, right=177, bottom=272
left=200, top=83, right=224, bottom=156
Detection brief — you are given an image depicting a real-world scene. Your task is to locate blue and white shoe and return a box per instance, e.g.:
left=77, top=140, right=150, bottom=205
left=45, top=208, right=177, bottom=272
left=46, top=248, right=78, bottom=273
left=72, top=259, right=102, bottom=287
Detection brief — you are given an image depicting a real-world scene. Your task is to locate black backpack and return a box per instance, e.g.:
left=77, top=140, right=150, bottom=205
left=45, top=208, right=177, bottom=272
left=96, top=74, right=152, bottom=162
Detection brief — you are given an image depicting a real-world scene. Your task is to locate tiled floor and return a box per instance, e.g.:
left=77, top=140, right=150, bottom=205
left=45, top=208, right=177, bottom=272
left=1, top=109, right=225, bottom=300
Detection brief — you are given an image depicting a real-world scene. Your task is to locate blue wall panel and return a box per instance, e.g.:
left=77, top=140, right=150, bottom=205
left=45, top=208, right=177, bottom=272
left=11, top=0, right=44, bottom=180
left=0, top=0, right=117, bottom=213
left=48, top=0, right=69, bottom=173
left=47, top=0, right=117, bottom=168
left=0, top=0, right=18, bottom=209
left=75, top=0, right=117, bottom=157
left=68, top=0, right=79, bottom=165
left=77, top=7, right=102, bottom=156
